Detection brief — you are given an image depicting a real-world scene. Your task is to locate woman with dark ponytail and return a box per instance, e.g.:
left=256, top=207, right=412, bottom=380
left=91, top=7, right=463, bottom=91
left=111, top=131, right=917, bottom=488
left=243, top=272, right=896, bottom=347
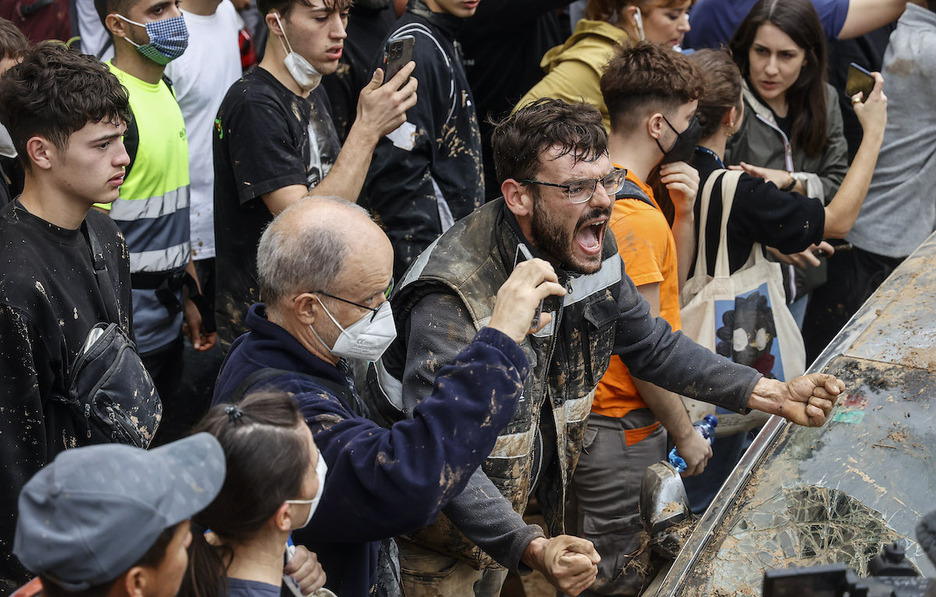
left=180, top=391, right=330, bottom=597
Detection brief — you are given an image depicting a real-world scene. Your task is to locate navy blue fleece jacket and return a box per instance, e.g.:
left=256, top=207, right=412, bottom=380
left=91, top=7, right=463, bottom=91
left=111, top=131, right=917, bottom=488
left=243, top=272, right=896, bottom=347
left=211, top=304, right=529, bottom=596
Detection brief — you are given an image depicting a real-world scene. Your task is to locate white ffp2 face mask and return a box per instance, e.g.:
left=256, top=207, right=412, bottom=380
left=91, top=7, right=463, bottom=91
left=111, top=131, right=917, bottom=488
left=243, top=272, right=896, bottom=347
left=285, top=452, right=328, bottom=529
left=273, top=13, right=323, bottom=92
left=310, top=298, right=398, bottom=362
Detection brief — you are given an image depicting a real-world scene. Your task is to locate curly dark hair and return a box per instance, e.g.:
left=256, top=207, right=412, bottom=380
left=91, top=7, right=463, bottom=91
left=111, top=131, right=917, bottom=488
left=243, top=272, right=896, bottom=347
left=492, top=97, right=608, bottom=185
left=0, top=42, right=131, bottom=169
left=600, top=40, right=706, bottom=133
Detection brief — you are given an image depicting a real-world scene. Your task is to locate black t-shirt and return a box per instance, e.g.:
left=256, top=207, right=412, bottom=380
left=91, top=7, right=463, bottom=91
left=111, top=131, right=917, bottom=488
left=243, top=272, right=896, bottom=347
left=0, top=202, right=131, bottom=590
left=213, top=67, right=341, bottom=345
left=460, top=1, right=571, bottom=201
left=692, top=148, right=826, bottom=276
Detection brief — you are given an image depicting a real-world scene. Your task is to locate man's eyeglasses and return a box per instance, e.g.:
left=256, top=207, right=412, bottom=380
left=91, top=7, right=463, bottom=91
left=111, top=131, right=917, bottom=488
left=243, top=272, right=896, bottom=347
left=518, top=168, right=628, bottom=204
left=296, top=281, right=394, bottom=323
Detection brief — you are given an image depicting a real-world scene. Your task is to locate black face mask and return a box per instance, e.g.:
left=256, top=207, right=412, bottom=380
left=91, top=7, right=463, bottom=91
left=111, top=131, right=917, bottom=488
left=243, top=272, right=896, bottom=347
left=656, top=114, right=702, bottom=164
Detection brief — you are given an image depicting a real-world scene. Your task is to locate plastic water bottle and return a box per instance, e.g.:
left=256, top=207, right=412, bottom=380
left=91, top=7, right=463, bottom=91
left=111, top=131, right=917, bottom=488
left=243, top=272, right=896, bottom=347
left=668, top=414, right=718, bottom=473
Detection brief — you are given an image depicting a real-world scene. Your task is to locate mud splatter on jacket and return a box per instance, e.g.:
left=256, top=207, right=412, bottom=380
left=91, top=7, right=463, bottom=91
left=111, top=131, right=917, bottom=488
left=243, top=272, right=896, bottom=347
left=212, top=304, right=529, bottom=595
left=0, top=203, right=132, bottom=590
left=362, top=0, right=484, bottom=281
left=374, top=199, right=763, bottom=568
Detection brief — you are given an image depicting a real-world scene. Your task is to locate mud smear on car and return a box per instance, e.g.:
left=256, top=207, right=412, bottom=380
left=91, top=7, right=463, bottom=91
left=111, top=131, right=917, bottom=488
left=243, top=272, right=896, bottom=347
left=679, top=356, right=933, bottom=596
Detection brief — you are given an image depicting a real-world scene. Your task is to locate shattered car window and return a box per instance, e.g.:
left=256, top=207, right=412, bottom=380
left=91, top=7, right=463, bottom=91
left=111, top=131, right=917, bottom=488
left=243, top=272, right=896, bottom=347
left=659, top=237, right=936, bottom=596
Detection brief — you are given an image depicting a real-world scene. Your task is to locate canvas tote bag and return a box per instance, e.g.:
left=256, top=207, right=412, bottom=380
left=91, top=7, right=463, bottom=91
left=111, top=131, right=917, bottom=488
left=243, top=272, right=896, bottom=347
left=679, top=170, right=806, bottom=436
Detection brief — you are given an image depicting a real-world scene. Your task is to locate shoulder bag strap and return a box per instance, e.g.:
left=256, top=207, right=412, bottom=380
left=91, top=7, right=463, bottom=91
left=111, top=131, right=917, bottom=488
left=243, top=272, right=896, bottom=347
left=710, top=170, right=745, bottom=277
left=691, top=169, right=725, bottom=280
left=83, top=222, right=119, bottom=324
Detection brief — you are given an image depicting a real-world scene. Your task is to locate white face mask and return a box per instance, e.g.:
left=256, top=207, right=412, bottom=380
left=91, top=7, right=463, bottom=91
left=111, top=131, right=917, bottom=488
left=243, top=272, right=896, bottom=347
left=310, top=297, right=398, bottom=362
left=285, top=452, right=328, bottom=529
left=273, top=13, right=323, bottom=92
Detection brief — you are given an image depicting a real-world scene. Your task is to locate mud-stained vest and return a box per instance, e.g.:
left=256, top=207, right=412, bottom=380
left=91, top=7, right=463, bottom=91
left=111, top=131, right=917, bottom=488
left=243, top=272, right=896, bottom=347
left=374, top=199, right=622, bottom=567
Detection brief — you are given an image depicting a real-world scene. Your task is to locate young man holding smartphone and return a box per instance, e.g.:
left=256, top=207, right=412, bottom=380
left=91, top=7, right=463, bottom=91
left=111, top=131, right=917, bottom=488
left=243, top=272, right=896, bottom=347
left=362, top=0, right=487, bottom=280
left=212, top=0, right=417, bottom=347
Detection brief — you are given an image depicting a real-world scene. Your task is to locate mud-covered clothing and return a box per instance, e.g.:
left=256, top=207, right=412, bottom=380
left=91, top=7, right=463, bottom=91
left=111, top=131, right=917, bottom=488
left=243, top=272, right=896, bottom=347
left=362, top=0, right=484, bottom=281
left=376, top=199, right=762, bottom=568
left=0, top=203, right=131, bottom=590
left=515, top=19, right=629, bottom=133
left=727, top=81, right=848, bottom=204
left=568, top=410, right=666, bottom=596
left=692, top=148, right=826, bottom=277
left=213, top=67, right=340, bottom=345
left=212, top=303, right=529, bottom=596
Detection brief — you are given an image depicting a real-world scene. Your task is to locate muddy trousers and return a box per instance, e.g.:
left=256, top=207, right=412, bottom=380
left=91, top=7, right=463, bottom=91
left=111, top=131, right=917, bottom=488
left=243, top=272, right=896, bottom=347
left=566, top=410, right=667, bottom=596
left=398, top=539, right=508, bottom=597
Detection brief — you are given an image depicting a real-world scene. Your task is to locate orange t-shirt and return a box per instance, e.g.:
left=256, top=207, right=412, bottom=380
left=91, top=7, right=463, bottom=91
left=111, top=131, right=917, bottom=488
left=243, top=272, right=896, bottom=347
left=592, top=170, right=682, bottom=419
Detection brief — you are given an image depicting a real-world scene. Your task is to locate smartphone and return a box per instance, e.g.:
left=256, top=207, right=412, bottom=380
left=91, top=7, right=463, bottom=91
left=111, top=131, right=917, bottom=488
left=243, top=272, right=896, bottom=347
left=381, top=35, right=415, bottom=82
left=514, top=244, right=563, bottom=329
left=845, top=63, right=875, bottom=103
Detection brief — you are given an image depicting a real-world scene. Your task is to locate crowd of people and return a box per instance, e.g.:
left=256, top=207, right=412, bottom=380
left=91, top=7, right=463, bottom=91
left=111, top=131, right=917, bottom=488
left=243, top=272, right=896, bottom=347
left=0, top=0, right=933, bottom=595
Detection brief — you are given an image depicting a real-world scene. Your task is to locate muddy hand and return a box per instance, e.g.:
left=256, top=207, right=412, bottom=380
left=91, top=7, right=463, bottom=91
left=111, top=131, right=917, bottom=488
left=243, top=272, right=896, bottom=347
left=489, top=258, right=566, bottom=344
left=533, top=535, right=600, bottom=596
left=749, top=374, right=844, bottom=428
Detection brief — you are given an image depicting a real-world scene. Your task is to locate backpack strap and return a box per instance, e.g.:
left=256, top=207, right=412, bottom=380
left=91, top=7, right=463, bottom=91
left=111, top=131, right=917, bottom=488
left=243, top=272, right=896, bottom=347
left=230, top=367, right=366, bottom=417
left=614, top=178, right=655, bottom=207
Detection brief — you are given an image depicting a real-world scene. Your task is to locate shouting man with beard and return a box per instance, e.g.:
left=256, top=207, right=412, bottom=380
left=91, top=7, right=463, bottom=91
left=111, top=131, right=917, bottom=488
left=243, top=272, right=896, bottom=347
left=366, top=97, right=846, bottom=597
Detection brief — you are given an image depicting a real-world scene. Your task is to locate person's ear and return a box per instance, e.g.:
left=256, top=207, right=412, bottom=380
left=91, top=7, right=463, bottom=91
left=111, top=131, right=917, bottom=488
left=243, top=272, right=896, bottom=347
left=266, top=10, right=284, bottom=36
left=121, top=566, right=149, bottom=597
left=622, top=5, right=639, bottom=27
left=104, top=12, right=128, bottom=37
left=502, top=179, right=533, bottom=218
left=26, top=136, right=55, bottom=171
left=273, top=501, right=293, bottom=532
left=293, top=293, right=318, bottom=326
left=647, top=112, right=665, bottom=141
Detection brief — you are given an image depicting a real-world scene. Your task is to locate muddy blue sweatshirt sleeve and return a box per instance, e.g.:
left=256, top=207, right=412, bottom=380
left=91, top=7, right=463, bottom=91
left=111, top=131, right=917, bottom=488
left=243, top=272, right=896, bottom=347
left=611, top=265, right=762, bottom=411
left=402, top=292, right=546, bottom=573
left=302, top=326, right=528, bottom=542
